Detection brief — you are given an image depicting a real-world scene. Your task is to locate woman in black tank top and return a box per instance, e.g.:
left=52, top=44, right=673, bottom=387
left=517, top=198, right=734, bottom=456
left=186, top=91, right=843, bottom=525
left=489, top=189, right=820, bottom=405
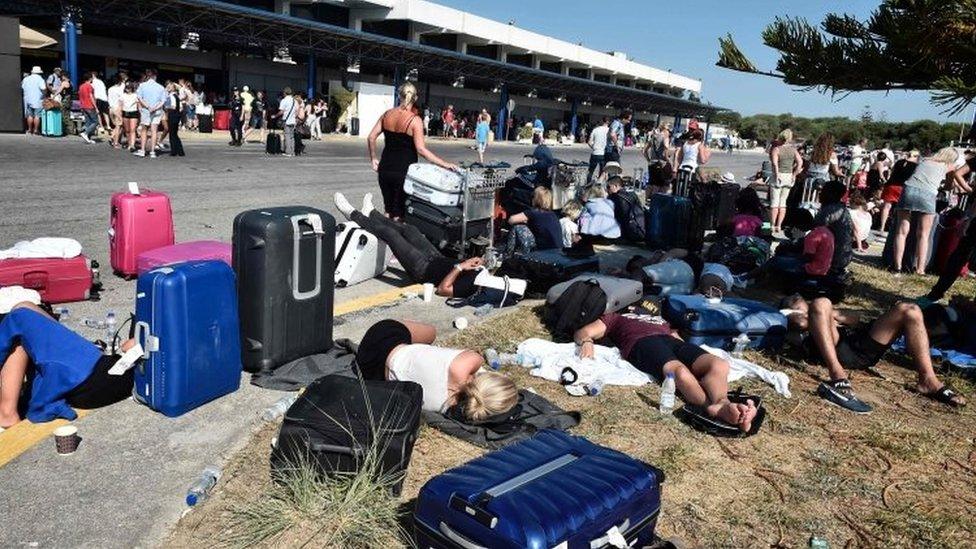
left=367, top=82, right=457, bottom=219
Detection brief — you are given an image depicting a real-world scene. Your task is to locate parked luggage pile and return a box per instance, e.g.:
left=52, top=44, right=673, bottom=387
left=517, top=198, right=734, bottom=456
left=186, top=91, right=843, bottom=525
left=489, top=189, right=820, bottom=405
left=404, top=162, right=511, bottom=257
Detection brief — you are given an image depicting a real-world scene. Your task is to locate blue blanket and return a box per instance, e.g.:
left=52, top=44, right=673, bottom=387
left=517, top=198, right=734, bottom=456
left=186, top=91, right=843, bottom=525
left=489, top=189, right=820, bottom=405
left=891, top=337, right=976, bottom=369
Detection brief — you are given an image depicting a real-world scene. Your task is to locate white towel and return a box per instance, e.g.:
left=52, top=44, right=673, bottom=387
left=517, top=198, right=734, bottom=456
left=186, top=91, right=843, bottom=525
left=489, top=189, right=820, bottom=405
left=0, top=238, right=83, bottom=260
left=701, top=345, right=792, bottom=397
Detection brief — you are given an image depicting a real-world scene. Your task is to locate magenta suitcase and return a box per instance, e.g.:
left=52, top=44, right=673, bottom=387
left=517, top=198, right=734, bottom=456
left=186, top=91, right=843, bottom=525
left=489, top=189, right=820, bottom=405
left=136, top=240, right=232, bottom=274
left=109, top=186, right=175, bottom=277
left=0, top=256, right=100, bottom=304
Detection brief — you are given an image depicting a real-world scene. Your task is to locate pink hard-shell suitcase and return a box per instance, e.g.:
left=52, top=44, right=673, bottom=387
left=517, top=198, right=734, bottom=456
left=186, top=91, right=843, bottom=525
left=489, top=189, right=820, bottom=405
left=109, top=184, right=175, bottom=277
left=136, top=240, right=232, bottom=274
left=0, top=256, right=100, bottom=304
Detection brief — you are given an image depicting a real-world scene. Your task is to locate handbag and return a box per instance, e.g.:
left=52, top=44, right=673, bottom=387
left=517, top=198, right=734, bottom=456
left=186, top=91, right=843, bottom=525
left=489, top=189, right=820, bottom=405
left=295, top=122, right=311, bottom=139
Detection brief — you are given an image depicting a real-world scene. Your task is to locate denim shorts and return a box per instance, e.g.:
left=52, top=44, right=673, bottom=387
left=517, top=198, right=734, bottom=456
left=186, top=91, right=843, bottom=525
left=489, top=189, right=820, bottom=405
left=25, top=105, right=43, bottom=117
left=896, top=185, right=936, bottom=214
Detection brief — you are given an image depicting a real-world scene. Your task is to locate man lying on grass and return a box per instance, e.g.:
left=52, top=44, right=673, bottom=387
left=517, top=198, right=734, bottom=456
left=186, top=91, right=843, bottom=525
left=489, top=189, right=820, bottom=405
left=782, top=295, right=966, bottom=414
left=574, top=312, right=758, bottom=433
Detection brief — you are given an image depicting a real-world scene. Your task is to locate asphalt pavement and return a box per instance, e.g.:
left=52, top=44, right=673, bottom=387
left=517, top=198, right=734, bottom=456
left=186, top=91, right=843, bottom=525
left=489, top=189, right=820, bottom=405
left=0, top=130, right=765, bottom=548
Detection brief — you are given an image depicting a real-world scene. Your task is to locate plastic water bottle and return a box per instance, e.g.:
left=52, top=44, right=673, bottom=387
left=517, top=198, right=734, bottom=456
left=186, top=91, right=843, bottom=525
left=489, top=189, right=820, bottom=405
left=105, top=311, right=117, bottom=346
left=809, top=536, right=829, bottom=549
left=498, top=352, right=518, bottom=366
left=587, top=379, right=605, bottom=396
left=659, top=373, right=676, bottom=414
left=262, top=395, right=298, bottom=422
left=484, top=348, right=501, bottom=370
left=516, top=352, right=537, bottom=368
left=473, top=304, right=493, bottom=317
left=82, top=317, right=107, bottom=329
left=57, top=307, right=70, bottom=325
left=185, top=465, right=222, bottom=506
left=732, top=333, right=751, bottom=359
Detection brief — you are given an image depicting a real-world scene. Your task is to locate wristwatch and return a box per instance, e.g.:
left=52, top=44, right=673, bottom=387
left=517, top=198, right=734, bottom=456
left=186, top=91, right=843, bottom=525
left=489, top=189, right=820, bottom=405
left=453, top=263, right=464, bottom=272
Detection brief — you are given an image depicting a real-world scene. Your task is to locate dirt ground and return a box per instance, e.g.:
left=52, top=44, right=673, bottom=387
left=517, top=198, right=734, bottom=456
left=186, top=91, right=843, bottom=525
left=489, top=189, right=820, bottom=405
left=165, top=258, right=976, bottom=549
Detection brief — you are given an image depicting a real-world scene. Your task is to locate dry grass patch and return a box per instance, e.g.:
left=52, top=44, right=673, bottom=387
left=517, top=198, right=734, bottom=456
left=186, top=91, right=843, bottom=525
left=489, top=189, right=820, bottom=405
left=166, top=258, right=976, bottom=548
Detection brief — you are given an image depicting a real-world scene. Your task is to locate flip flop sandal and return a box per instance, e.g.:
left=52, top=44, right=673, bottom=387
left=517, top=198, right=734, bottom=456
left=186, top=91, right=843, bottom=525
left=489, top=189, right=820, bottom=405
left=675, top=390, right=766, bottom=438
left=921, top=386, right=965, bottom=408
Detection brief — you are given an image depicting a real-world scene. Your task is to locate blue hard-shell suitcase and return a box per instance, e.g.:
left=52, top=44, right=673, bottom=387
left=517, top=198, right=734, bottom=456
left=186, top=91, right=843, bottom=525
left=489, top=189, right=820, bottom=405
left=42, top=109, right=63, bottom=137
left=645, top=192, right=693, bottom=250
left=414, top=430, right=663, bottom=549
left=663, top=295, right=788, bottom=351
left=133, top=260, right=242, bottom=417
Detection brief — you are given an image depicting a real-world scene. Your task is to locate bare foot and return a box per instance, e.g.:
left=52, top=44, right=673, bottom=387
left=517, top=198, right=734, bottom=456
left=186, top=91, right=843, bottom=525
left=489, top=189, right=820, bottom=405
left=0, top=410, right=21, bottom=429
left=707, top=399, right=756, bottom=433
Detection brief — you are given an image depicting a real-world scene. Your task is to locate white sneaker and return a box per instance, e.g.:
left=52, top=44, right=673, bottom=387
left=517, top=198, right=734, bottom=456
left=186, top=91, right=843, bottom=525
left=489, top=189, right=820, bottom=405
left=133, top=149, right=146, bottom=157
left=149, top=151, right=157, bottom=158
left=80, top=133, right=92, bottom=144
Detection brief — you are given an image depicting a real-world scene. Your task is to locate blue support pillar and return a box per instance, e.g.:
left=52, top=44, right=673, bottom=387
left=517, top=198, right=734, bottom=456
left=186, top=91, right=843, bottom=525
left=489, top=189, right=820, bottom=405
left=392, top=65, right=403, bottom=106
left=569, top=98, right=579, bottom=142
left=63, top=14, right=78, bottom=89
left=496, top=84, right=509, bottom=141
left=306, top=55, right=316, bottom=99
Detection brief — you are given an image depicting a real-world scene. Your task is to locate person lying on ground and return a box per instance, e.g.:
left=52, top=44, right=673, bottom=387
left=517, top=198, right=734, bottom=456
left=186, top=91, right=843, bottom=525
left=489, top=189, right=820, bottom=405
left=781, top=295, right=966, bottom=414
left=574, top=312, right=758, bottom=432
left=334, top=192, right=481, bottom=298
left=506, top=186, right=562, bottom=251
left=0, top=302, right=136, bottom=428
left=355, top=319, right=519, bottom=417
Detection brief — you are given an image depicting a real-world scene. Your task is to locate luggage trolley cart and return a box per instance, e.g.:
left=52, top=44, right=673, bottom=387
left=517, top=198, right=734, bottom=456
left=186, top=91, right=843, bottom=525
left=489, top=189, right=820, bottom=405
left=457, top=161, right=511, bottom=261
left=552, top=159, right=589, bottom=209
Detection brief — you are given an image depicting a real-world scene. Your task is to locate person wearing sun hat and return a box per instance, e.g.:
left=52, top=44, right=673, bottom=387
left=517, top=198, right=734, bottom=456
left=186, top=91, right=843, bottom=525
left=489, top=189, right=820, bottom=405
left=21, top=66, right=46, bottom=135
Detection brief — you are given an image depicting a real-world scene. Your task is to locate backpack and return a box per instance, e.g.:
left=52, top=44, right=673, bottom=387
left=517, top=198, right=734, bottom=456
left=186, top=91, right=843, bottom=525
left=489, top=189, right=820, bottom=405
left=546, top=279, right=608, bottom=340
left=612, top=191, right=646, bottom=242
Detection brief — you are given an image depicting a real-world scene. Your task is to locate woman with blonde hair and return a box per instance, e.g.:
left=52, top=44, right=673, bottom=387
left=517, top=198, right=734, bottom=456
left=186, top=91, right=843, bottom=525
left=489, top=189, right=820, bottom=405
left=769, top=128, right=803, bottom=233
left=367, top=82, right=457, bottom=220
left=891, top=147, right=963, bottom=274
left=355, top=319, right=519, bottom=419
left=506, top=186, right=562, bottom=250
left=560, top=200, right=583, bottom=248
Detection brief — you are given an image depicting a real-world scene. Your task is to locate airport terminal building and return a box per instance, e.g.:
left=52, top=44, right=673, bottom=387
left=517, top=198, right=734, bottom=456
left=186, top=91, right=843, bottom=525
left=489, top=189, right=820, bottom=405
left=1, top=0, right=719, bottom=135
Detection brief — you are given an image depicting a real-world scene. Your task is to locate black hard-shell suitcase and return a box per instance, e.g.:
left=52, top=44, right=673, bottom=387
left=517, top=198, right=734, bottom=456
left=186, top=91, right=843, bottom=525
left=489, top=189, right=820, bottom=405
left=233, top=207, right=335, bottom=373
left=405, top=198, right=490, bottom=254
left=270, top=375, right=422, bottom=495
left=266, top=132, right=282, bottom=155
left=693, top=182, right=740, bottom=231
left=500, top=249, right=600, bottom=294
left=198, top=114, right=213, bottom=133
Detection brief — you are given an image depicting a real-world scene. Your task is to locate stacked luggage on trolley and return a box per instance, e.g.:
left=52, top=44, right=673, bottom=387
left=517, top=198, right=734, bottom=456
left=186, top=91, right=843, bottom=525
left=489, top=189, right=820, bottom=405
left=404, top=161, right=511, bottom=258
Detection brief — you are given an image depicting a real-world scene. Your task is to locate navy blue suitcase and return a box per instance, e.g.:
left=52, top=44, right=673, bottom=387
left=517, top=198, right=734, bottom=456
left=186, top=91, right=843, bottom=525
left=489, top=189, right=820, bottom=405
left=501, top=249, right=600, bottom=293
left=663, top=295, right=788, bottom=351
left=646, top=192, right=693, bottom=250
left=414, top=430, right=663, bottom=549
left=133, top=260, right=243, bottom=417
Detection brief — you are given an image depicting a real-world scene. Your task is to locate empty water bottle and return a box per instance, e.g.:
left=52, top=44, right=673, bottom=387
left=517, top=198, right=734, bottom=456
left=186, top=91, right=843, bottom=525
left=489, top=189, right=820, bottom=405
left=82, top=317, right=107, bottom=329
left=105, top=311, right=117, bottom=348
left=516, top=352, right=537, bottom=368
left=732, top=333, right=751, bottom=359
left=262, top=395, right=298, bottom=422
left=483, top=348, right=501, bottom=370
left=809, top=536, right=829, bottom=549
left=498, top=352, right=518, bottom=366
left=185, top=465, right=222, bottom=506
left=587, top=379, right=605, bottom=396
left=473, top=304, right=493, bottom=317
left=659, top=373, right=676, bottom=414
left=57, top=307, right=70, bottom=325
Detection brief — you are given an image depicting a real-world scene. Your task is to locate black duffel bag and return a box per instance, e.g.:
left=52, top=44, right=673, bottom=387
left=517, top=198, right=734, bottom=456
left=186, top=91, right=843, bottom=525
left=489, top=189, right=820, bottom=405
left=270, top=374, right=422, bottom=495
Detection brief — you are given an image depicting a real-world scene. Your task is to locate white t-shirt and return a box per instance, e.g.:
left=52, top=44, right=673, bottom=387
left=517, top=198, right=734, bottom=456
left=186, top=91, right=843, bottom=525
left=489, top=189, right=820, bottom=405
left=107, top=84, right=124, bottom=111
left=589, top=125, right=609, bottom=156
left=388, top=344, right=465, bottom=412
left=92, top=77, right=108, bottom=102
left=279, top=95, right=297, bottom=125
left=559, top=217, right=579, bottom=248
left=849, top=208, right=872, bottom=241
left=120, top=92, right=138, bottom=112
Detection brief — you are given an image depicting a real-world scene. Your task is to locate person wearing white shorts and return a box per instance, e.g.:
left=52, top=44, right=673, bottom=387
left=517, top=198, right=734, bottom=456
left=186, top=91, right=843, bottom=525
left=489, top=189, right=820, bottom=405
left=134, top=69, right=167, bottom=158
left=768, top=129, right=803, bottom=233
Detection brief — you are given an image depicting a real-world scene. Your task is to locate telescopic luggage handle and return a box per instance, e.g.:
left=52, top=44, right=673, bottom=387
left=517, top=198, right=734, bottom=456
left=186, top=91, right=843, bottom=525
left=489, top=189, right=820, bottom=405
left=290, top=213, right=324, bottom=300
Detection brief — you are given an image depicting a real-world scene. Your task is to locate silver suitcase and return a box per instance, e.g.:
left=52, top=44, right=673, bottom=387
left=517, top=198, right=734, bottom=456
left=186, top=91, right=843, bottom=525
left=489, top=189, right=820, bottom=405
left=546, top=274, right=643, bottom=313
left=333, top=221, right=391, bottom=288
left=404, top=163, right=465, bottom=206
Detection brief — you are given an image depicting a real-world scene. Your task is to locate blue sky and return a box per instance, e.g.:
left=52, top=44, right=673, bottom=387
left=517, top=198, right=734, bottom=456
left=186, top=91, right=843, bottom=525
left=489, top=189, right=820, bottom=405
left=439, top=0, right=971, bottom=123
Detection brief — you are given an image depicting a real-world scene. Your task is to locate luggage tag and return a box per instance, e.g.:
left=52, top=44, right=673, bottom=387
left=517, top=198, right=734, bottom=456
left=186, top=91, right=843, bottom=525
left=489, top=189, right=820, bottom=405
left=127, top=181, right=141, bottom=195
left=108, top=342, right=145, bottom=375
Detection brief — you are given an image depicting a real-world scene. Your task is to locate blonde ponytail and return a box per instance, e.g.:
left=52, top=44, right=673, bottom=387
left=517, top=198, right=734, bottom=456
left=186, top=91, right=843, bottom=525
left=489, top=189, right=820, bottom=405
left=461, top=372, right=518, bottom=421
left=398, top=82, right=418, bottom=107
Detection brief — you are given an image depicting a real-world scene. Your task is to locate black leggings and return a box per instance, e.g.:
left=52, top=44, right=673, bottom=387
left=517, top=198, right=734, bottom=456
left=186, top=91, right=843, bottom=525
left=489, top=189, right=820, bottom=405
left=378, top=170, right=408, bottom=219
left=928, top=219, right=976, bottom=300
left=230, top=114, right=243, bottom=143
left=66, top=355, right=134, bottom=409
left=351, top=210, right=439, bottom=282
left=167, top=111, right=184, bottom=156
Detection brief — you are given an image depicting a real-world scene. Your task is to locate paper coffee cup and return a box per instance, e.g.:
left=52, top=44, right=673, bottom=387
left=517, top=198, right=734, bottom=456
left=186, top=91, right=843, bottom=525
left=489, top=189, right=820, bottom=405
left=422, top=283, right=434, bottom=303
left=54, top=425, right=81, bottom=456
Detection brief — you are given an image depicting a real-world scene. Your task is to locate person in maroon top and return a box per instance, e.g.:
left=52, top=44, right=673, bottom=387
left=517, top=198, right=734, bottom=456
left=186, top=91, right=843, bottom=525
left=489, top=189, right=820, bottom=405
left=574, top=312, right=758, bottom=432
left=77, top=72, right=99, bottom=144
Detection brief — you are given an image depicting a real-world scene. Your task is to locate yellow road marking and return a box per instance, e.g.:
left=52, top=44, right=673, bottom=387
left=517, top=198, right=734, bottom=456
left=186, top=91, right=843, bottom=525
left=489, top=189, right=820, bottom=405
left=0, top=284, right=419, bottom=468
